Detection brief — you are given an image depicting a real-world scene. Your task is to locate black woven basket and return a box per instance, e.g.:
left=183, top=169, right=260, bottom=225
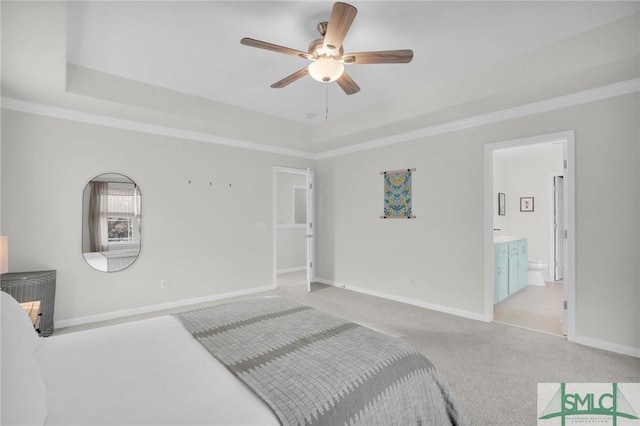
left=1, top=270, right=56, bottom=337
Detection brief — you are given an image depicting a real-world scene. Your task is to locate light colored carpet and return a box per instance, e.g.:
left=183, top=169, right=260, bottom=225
left=57, top=280, right=640, bottom=425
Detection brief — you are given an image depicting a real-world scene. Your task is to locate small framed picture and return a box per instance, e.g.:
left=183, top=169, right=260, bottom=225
left=498, top=193, right=506, bottom=216
left=520, top=197, right=534, bottom=212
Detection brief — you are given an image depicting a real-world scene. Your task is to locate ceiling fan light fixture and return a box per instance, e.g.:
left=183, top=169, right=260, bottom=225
left=308, top=57, right=344, bottom=83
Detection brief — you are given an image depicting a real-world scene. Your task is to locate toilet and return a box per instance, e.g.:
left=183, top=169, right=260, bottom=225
left=527, top=260, right=547, bottom=286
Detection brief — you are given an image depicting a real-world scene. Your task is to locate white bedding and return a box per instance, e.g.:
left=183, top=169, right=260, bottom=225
left=35, top=315, right=279, bottom=425
left=2, top=291, right=466, bottom=425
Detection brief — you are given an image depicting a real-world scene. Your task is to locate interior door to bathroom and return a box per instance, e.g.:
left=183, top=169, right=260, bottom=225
left=554, top=176, right=564, bottom=281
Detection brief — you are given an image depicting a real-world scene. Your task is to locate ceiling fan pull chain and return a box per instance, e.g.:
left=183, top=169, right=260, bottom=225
left=325, top=84, right=329, bottom=121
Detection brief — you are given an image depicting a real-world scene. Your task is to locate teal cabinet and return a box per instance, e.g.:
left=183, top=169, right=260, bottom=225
left=494, top=238, right=528, bottom=304
left=494, top=244, right=509, bottom=303
left=508, top=254, right=519, bottom=294
left=518, top=240, right=528, bottom=291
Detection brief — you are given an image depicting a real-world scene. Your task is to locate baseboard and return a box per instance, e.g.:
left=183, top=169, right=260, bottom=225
left=277, top=267, right=306, bottom=274
left=55, top=284, right=276, bottom=329
left=315, top=278, right=639, bottom=358
left=570, top=334, right=640, bottom=359
left=315, top=278, right=485, bottom=322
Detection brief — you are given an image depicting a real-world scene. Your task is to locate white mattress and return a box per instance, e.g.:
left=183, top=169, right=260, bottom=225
left=35, top=315, right=279, bottom=425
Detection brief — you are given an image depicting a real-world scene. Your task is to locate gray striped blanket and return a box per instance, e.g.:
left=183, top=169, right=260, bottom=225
left=175, top=297, right=467, bottom=426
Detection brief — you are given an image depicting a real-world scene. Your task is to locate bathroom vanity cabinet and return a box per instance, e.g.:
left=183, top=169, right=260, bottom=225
left=494, top=238, right=527, bottom=304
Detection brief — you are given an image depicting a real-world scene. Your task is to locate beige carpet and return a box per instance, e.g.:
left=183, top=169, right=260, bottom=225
left=57, top=280, right=640, bottom=425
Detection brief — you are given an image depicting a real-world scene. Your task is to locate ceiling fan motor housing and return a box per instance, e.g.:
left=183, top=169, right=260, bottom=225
left=317, top=22, right=328, bottom=37
left=308, top=38, right=343, bottom=59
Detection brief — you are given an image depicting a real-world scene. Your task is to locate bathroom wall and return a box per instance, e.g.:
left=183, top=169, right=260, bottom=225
left=276, top=172, right=307, bottom=272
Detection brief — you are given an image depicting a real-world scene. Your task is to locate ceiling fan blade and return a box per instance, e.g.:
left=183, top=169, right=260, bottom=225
left=241, top=38, right=312, bottom=60
left=336, top=71, right=360, bottom=95
left=323, top=2, right=357, bottom=52
left=342, top=49, right=414, bottom=65
left=271, top=68, right=309, bottom=89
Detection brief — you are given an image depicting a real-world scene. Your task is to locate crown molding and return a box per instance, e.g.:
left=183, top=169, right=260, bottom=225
left=315, top=78, right=639, bottom=159
left=0, top=97, right=317, bottom=160
left=2, top=78, right=638, bottom=160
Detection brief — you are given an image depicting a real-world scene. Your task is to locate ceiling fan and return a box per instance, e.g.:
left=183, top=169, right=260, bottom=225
left=240, top=2, right=413, bottom=95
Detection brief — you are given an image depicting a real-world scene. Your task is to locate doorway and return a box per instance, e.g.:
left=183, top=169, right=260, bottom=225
left=273, top=167, right=315, bottom=291
left=484, top=131, right=575, bottom=338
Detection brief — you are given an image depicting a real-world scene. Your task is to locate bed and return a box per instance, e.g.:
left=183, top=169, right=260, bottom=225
left=1, top=291, right=467, bottom=425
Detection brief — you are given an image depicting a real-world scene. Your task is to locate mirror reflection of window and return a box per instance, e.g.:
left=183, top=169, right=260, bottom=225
left=82, top=174, right=141, bottom=272
left=104, top=183, right=141, bottom=245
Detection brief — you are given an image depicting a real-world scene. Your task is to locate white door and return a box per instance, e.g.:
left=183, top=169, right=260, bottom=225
left=305, top=169, right=315, bottom=292
left=273, top=167, right=314, bottom=288
left=554, top=176, right=564, bottom=281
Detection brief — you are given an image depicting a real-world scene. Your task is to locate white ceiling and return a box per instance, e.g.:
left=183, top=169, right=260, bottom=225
left=66, top=1, right=639, bottom=125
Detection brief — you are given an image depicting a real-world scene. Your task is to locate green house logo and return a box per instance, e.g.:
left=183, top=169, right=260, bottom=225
left=538, top=383, right=639, bottom=425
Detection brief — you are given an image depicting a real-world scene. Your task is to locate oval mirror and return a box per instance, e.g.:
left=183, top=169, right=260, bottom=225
left=82, top=173, right=142, bottom=272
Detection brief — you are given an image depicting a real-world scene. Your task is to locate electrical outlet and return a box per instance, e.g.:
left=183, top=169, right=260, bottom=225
left=403, top=276, right=415, bottom=285
left=160, top=280, right=168, bottom=289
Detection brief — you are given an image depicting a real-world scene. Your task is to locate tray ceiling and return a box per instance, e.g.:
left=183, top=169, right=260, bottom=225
left=66, top=1, right=639, bottom=125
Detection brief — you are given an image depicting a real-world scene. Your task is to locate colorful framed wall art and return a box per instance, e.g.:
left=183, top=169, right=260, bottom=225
left=381, top=168, right=416, bottom=219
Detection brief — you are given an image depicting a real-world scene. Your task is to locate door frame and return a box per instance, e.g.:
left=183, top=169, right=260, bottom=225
left=483, top=130, right=575, bottom=339
left=272, top=166, right=314, bottom=290
left=550, top=175, right=564, bottom=281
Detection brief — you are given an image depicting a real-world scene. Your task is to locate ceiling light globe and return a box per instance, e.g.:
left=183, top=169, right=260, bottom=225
left=308, top=57, right=344, bottom=83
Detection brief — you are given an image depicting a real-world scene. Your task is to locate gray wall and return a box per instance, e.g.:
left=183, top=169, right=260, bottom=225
left=315, top=93, right=639, bottom=351
left=0, top=110, right=314, bottom=321
left=1, top=94, right=638, bottom=354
